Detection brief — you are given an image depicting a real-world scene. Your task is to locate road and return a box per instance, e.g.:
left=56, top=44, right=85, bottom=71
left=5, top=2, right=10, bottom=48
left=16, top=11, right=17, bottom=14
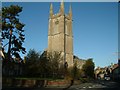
left=2, top=80, right=120, bottom=90
left=67, top=80, right=120, bottom=90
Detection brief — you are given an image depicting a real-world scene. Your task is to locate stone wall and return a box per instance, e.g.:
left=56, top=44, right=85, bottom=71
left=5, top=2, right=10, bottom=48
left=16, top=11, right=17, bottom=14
left=2, top=78, right=70, bottom=88
left=74, top=57, right=86, bottom=69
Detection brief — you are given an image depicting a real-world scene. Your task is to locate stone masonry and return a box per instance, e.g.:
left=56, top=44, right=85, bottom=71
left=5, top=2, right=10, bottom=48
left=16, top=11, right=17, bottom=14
left=47, top=2, right=73, bottom=67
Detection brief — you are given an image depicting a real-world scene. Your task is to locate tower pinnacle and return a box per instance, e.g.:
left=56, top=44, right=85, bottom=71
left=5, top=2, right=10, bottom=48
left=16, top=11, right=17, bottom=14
left=59, top=0, right=64, bottom=15
left=50, top=3, right=53, bottom=18
left=69, top=4, right=72, bottom=18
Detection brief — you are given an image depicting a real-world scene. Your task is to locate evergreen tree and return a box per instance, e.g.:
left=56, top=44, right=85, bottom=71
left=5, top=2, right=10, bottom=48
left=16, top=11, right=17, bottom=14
left=2, top=5, right=26, bottom=61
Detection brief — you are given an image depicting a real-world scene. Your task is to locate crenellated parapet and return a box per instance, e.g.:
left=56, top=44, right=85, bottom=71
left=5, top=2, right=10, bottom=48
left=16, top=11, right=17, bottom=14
left=49, top=2, right=72, bottom=20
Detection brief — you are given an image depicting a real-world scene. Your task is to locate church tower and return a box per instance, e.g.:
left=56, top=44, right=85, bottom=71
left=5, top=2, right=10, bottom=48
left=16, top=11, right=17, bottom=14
left=48, top=2, right=73, bottom=67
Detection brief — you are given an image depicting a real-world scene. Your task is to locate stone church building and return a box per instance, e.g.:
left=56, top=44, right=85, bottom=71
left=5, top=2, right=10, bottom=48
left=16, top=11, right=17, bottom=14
left=47, top=2, right=73, bottom=67
left=47, top=2, right=85, bottom=68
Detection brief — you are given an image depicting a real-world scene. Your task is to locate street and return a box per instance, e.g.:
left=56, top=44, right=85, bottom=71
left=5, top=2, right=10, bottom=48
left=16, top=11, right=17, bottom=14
left=67, top=80, right=120, bottom=90
left=2, top=80, right=120, bottom=90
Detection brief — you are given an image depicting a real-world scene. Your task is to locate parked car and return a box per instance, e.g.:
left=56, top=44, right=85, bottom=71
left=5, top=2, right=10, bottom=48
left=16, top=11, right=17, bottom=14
left=104, top=74, right=110, bottom=80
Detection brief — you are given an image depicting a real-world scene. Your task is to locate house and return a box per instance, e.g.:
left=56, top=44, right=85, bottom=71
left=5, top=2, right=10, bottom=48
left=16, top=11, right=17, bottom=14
left=111, top=63, right=120, bottom=81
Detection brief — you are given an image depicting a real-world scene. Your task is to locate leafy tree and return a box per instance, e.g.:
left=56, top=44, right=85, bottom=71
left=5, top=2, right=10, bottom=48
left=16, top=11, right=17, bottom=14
left=71, top=62, right=79, bottom=79
left=24, top=49, right=41, bottom=76
left=82, top=58, right=95, bottom=78
left=2, top=5, right=26, bottom=61
left=39, top=51, right=63, bottom=78
left=39, top=55, right=49, bottom=77
left=26, top=49, right=40, bottom=62
left=47, top=51, right=62, bottom=78
left=23, top=50, right=63, bottom=78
